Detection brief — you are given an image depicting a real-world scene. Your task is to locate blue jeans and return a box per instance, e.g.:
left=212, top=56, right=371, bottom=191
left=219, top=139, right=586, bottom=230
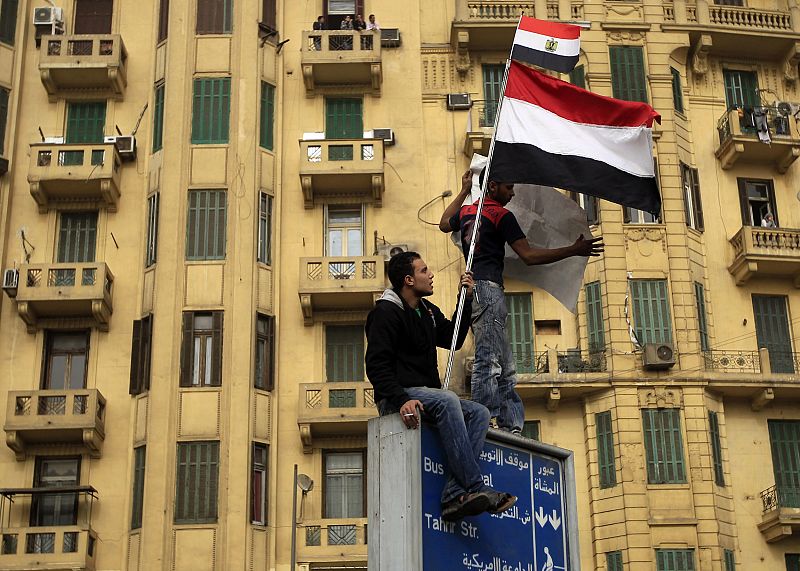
left=471, top=280, right=525, bottom=432
left=379, top=387, right=491, bottom=504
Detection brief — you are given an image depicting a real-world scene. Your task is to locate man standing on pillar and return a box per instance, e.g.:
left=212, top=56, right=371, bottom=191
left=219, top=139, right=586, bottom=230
left=439, top=168, right=603, bottom=433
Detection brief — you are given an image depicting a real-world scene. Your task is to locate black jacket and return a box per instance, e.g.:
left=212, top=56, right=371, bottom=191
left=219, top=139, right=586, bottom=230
left=365, top=288, right=472, bottom=410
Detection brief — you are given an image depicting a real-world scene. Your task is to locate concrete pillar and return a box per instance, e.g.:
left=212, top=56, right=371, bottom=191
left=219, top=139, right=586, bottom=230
left=674, top=0, right=688, bottom=23
left=536, top=0, right=549, bottom=20
left=696, top=0, right=710, bottom=25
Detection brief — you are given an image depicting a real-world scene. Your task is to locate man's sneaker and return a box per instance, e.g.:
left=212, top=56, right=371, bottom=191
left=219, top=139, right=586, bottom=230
left=441, top=492, right=491, bottom=521
left=489, top=417, right=499, bottom=430
left=510, top=427, right=523, bottom=436
left=485, top=490, right=517, bottom=514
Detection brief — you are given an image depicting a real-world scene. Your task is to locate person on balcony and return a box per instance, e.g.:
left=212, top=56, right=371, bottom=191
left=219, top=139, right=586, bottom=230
left=366, top=14, right=381, bottom=31
left=338, top=15, right=354, bottom=50
left=312, top=16, right=325, bottom=51
left=366, top=251, right=517, bottom=521
left=761, top=212, right=777, bottom=228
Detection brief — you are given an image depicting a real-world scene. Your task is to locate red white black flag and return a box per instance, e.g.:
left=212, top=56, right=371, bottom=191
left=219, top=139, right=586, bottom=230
left=511, top=16, right=581, bottom=73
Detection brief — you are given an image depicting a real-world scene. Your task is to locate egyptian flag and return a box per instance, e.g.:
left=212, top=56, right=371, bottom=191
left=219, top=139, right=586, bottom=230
left=491, top=61, right=662, bottom=215
left=511, top=16, right=581, bottom=73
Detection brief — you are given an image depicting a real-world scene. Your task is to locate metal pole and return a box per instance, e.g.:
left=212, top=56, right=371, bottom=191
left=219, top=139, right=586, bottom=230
left=290, top=464, right=298, bottom=571
left=442, top=54, right=514, bottom=391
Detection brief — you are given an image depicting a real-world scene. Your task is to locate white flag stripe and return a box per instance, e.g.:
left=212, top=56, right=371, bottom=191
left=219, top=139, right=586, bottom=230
left=513, top=28, right=580, bottom=58
left=497, top=98, right=656, bottom=178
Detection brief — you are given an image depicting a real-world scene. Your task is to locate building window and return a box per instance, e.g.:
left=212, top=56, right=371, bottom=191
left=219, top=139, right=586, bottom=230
left=482, top=64, right=504, bottom=126
left=180, top=312, right=223, bottom=387
left=145, top=193, right=159, bottom=267
left=255, top=313, right=275, bottom=391
left=152, top=83, right=165, bottom=152
left=326, top=325, right=364, bottom=383
left=191, top=78, right=231, bottom=144
left=260, top=82, right=275, bottom=150
left=73, top=0, right=113, bottom=34
left=606, top=551, right=623, bottom=571
left=723, top=69, right=759, bottom=110
left=596, top=411, right=616, bottom=488
left=521, top=420, right=539, bottom=440
left=643, top=409, right=686, bottom=484
left=325, top=206, right=363, bottom=257
left=737, top=178, right=777, bottom=227
left=196, top=0, right=232, bottom=34
left=769, top=421, right=800, bottom=509
left=724, top=549, right=735, bottom=571
left=708, top=410, right=724, bottom=486
left=66, top=102, right=107, bottom=144
left=681, top=163, right=703, bottom=231
left=569, top=64, right=585, bottom=89
left=131, top=446, right=146, bottom=529
left=175, top=442, right=219, bottom=523
left=186, top=190, right=227, bottom=260
left=261, top=0, right=276, bottom=32
left=43, top=332, right=89, bottom=390
left=569, top=192, right=598, bottom=225
left=0, top=0, right=19, bottom=45
left=610, top=46, right=648, bottom=103
left=753, top=295, right=794, bottom=374
left=630, top=279, right=672, bottom=345
left=158, top=0, right=169, bottom=42
left=58, top=212, right=97, bottom=263
left=585, top=281, right=605, bottom=354
left=505, top=293, right=535, bottom=373
left=324, top=451, right=365, bottom=518
left=0, top=87, right=8, bottom=155
left=694, top=282, right=709, bottom=352
left=129, top=314, right=153, bottom=395
left=325, top=97, right=363, bottom=145
left=258, top=192, right=272, bottom=265
left=624, top=207, right=660, bottom=224
left=656, top=549, right=695, bottom=571
left=251, top=442, right=268, bottom=525
left=31, top=457, right=80, bottom=526
left=787, top=554, right=800, bottom=571
left=671, top=67, right=684, bottom=113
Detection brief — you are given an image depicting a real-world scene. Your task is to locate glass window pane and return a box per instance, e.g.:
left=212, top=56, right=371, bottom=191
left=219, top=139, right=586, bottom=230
left=193, top=338, right=201, bottom=386
left=47, top=356, right=67, bottom=390
left=194, top=315, right=213, bottom=330
left=68, top=355, right=86, bottom=389
left=347, top=229, right=362, bottom=256
left=328, top=230, right=343, bottom=257
left=205, top=337, right=213, bottom=385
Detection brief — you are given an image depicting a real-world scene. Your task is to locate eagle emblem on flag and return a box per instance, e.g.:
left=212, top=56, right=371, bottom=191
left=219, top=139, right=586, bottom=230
left=544, top=38, right=558, bottom=52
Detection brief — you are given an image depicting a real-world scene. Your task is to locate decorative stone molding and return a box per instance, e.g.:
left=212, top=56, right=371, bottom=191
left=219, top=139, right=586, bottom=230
left=783, top=42, right=800, bottom=82
left=638, top=386, right=683, bottom=408
left=691, top=34, right=713, bottom=76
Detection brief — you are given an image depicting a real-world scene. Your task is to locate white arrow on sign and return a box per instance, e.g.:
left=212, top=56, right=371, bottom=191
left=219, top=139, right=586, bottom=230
left=535, top=507, right=548, bottom=527
left=549, top=510, right=562, bottom=530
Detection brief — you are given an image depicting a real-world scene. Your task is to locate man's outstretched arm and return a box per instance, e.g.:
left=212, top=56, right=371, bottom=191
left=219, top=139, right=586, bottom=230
left=509, top=234, right=604, bottom=266
left=438, top=169, right=473, bottom=232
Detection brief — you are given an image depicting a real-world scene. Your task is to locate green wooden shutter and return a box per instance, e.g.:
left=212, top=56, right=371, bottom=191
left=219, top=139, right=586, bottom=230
left=708, top=410, right=724, bottom=486
left=724, top=549, right=735, bottom=571
left=174, top=442, right=219, bottom=523
left=505, top=293, right=534, bottom=373
left=585, top=282, right=605, bottom=354
left=630, top=279, right=672, bottom=345
left=57, top=213, right=97, bottom=263
left=129, top=319, right=143, bottom=395
left=643, top=409, right=686, bottom=484
left=152, top=83, right=165, bottom=152
left=521, top=421, right=539, bottom=440
left=196, top=0, right=232, bottom=34
left=260, top=82, right=275, bottom=150
left=326, top=325, right=364, bottom=382
left=0, top=0, right=19, bottom=45
left=596, top=411, right=616, bottom=488
left=66, top=102, right=107, bottom=144
left=0, top=87, right=8, bottom=155
left=210, top=311, right=223, bottom=386
left=753, top=295, right=794, bottom=374
left=131, top=446, right=146, bottom=529
left=186, top=190, right=227, bottom=260
left=325, top=98, right=363, bottom=139
left=671, top=67, right=684, bottom=113
left=768, top=420, right=800, bottom=508
left=482, top=64, right=504, bottom=126
left=158, top=0, right=169, bottom=42
left=569, top=65, right=585, bottom=89
left=179, top=312, right=194, bottom=387
left=610, top=46, right=648, bottom=103
left=146, top=192, right=159, bottom=267
left=787, top=554, right=800, bottom=571
left=694, top=282, right=709, bottom=352
left=191, top=78, right=230, bottom=144
left=657, top=549, right=696, bottom=571
left=606, top=551, right=623, bottom=571
left=723, top=70, right=759, bottom=109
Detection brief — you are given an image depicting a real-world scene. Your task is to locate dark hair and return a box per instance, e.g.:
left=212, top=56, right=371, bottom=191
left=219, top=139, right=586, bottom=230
left=317, top=15, right=324, bottom=20
left=387, top=251, right=421, bottom=290
left=478, top=167, right=506, bottom=189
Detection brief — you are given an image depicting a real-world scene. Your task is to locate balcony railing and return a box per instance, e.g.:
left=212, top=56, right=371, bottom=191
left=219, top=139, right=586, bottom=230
left=301, top=30, right=382, bottom=93
left=297, top=382, right=377, bottom=452
left=15, top=262, right=114, bottom=332
left=28, top=142, right=122, bottom=212
left=557, top=349, right=607, bottom=373
left=0, top=526, right=97, bottom=568
left=301, top=518, right=368, bottom=557
left=39, top=34, right=127, bottom=100
left=759, top=484, right=800, bottom=542
left=728, top=226, right=800, bottom=286
left=703, top=350, right=762, bottom=373
left=716, top=107, right=800, bottom=172
left=762, top=485, right=800, bottom=512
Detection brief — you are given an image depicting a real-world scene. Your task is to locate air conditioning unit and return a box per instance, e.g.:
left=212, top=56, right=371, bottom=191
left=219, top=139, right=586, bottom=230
left=2, top=268, right=18, bottom=298
left=642, top=342, right=676, bottom=370
left=447, top=93, right=473, bottom=111
left=380, top=28, right=401, bottom=48
left=372, top=128, right=395, bottom=146
left=104, top=135, right=137, bottom=162
left=377, top=243, right=409, bottom=261
left=43, top=136, right=64, bottom=145
left=776, top=101, right=800, bottom=117
left=33, top=6, right=63, bottom=26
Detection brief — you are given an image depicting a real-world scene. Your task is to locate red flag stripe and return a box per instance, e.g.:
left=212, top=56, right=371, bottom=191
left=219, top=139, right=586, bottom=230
left=504, top=61, right=661, bottom=128
left=517, top=16, right=581, bottom=40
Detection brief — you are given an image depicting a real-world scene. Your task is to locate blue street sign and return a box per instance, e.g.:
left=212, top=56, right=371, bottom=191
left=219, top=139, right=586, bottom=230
left=420, top=426, right=570, bottom=571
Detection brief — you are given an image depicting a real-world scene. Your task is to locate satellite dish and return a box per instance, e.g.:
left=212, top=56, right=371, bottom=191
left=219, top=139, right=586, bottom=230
left=297, top=474, right=314, bottom=492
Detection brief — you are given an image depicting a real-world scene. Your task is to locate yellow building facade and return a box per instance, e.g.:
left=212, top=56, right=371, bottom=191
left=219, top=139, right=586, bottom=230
left=0, top=0, right=799, bottom=570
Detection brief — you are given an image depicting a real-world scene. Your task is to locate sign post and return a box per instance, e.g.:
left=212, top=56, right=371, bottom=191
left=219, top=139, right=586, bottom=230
left=368, top=415, right=580, bottom=571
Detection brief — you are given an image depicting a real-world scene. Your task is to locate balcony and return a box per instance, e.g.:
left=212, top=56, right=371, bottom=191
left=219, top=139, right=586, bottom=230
left=299, top=518, right=368, bottom=563
left=759, top=485, right=800, bottom=542
left=298, top=139, right=385, bottom=208
left=15, top=263, right=114, bottom=332
left=297, top=382, right=376, bottom=453
left=728, top=226, right=800, bottom=287
left=4, top=389, right=106, bottom=460
left=301, top=31, right=382, bottom=95
left=464, top=101, right=496, bottom=157
left=39, top=34, right=127, bottom=100
left=28, top=143, right=122, bottom=213
left=715, top=108, right=800, bottom=172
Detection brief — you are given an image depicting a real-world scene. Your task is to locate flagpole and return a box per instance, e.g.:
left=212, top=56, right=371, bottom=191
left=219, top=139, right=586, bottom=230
left=442, top=39, right=517, bottom=391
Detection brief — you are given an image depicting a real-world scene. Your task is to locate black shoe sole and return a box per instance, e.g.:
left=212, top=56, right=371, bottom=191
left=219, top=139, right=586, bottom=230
left=441, top=492, right=491, bottom=521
